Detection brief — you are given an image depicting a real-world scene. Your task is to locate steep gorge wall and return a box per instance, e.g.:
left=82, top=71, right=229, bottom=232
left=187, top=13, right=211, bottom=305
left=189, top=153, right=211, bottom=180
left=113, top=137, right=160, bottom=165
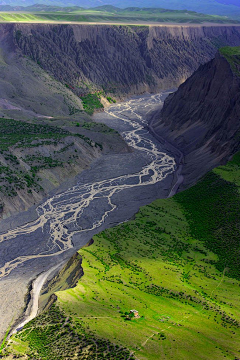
left=150, top=51, right=240, bottom=188
left=2, top=24, right=240, bottom=96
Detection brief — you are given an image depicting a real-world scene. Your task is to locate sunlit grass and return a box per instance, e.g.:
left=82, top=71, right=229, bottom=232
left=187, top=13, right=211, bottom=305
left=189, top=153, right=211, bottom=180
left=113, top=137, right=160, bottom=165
left=3, top=153, right=240, bottom=359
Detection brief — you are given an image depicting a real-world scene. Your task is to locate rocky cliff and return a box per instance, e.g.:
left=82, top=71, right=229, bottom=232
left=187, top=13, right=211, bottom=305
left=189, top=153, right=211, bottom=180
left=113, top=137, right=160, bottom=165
left=150, top=47, right=240, bottom=188
left=2, top=24, right=240, bottom=97
left=39, top=251, right=84, bottom=310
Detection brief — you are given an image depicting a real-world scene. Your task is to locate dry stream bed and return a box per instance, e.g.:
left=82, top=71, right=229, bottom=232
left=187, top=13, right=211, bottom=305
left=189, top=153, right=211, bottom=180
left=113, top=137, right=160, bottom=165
left=0, top=91, right=181, bottom=340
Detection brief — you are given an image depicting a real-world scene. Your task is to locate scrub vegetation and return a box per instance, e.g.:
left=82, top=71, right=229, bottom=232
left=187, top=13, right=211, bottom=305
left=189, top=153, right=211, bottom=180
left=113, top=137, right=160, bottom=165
left=0, top=118, right=69, bottom=151
left=3, top=152, right=240, bottom=359
left=80, top=93, right=104, bottom=115
left=0, top=117, right=102, bottom=198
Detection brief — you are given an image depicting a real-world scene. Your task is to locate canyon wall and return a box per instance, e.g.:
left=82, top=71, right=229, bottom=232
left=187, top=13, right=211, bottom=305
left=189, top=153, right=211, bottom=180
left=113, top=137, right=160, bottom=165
left=39, top=252, right=84, bottom=310
left=150, top=50, right=240, bottom=188
left=2, top=24, right=240, bottom=97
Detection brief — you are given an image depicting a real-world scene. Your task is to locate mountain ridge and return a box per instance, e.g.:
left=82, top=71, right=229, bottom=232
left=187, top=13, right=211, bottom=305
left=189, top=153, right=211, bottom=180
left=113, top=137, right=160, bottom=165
left=1, top=0, right=240, bottom=19
left=150, top=47, right=240, bottom=189
left=4, top=24, right=240, bottom=97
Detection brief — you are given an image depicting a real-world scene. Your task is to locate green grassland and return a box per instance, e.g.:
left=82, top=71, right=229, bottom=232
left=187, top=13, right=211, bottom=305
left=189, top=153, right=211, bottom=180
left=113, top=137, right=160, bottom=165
left=220, top=46, right=240, bottom=75
left=0, top=7, right=237, bottom=24
left=3, top=152, right=240, bottom=359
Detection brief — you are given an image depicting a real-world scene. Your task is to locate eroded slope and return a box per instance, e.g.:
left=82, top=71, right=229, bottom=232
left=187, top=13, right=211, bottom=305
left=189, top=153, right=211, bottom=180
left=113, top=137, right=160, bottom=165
left=3, top=24, right=240, bottom=98
left=151, top=47, right=240, bottom=188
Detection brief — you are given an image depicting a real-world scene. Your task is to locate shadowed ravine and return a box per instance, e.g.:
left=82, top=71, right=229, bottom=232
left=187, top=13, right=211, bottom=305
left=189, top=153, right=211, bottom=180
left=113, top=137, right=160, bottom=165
left=0, top=91, right=180, bottom=339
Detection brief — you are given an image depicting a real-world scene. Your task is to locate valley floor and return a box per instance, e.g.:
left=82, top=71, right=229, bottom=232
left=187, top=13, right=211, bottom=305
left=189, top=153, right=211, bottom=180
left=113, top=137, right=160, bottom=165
left=0, top=92, right=178, bottom=344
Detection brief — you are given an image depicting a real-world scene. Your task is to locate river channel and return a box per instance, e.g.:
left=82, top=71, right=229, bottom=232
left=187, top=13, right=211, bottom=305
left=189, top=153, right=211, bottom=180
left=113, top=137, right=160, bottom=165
left=0, top=91, right=179, bottom=339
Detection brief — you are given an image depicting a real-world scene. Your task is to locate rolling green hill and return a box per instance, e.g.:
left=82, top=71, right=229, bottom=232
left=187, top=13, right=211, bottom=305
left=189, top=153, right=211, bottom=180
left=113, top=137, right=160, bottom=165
left=2, top=151, right=240, bottom=359
left=1, top=0, right=240, bottom=20
left=0, top=7, right=238, bottom=24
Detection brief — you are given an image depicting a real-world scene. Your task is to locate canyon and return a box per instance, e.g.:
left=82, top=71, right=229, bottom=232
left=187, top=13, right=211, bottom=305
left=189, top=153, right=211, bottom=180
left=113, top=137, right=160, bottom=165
left=0, top=23, right=240, bottom=356
left=1, top=24, right=240, bottom=219
left=0, top=91, right=177, bottom=343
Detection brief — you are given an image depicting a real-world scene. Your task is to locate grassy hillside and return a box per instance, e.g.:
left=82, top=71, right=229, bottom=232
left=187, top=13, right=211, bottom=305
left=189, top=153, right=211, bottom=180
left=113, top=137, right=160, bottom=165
left=220, top=46, right=240, bottom=75
left=2, top=152, right=240, bottom=359
left=0, top=7, right=237, bottom=24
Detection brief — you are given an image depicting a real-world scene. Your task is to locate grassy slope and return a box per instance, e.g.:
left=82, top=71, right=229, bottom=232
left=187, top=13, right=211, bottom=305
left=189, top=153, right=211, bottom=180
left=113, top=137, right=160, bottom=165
left=4, top=152, right=240, bottom=359
left=0, top=8, right=236, bottom=24
left=220, top=46, right=240, bottom=75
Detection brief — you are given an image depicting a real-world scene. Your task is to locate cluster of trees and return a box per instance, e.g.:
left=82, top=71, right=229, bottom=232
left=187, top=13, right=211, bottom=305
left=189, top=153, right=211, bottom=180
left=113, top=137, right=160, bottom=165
left=176, top=171, right=240, bottom=280
left=4, top=305, right=135, bottom=359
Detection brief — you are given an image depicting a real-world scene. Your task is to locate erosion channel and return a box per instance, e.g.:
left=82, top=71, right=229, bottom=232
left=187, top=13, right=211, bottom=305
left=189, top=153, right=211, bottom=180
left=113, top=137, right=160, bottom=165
left=0, top=91, right=181, bottom=340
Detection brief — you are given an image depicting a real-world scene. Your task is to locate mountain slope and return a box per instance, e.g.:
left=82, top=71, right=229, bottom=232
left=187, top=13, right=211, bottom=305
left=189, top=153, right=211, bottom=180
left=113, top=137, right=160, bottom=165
left=150, top=46, right=240, bottom=188
left=0, top=24, right=132, bottom=219
left=3, top=24, right=240, bottom=99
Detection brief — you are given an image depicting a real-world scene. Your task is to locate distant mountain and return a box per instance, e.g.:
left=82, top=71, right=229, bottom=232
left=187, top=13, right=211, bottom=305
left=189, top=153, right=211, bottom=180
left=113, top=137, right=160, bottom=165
left=26, top=3, right=83, bottom=11
left=92, top=5, right=120, bottom=12
left=216, top=0, right=240, bottom=7
left=1, top=0, right=240, bottom=19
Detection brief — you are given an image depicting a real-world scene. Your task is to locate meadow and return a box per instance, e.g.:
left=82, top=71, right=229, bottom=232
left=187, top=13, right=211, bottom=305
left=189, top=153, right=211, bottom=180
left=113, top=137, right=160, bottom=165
left=0, top=7, right=237, bottom=24
left=2, top=152, right=240, bottom=359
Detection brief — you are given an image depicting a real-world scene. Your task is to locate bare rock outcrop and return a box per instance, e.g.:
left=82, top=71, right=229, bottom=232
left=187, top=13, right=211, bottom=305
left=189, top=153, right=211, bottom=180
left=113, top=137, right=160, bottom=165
left=39, top=252, right=84, bottom=310
left=1, top=24, right=240, bottom=97
left=150, top=49, right=240, bottom=188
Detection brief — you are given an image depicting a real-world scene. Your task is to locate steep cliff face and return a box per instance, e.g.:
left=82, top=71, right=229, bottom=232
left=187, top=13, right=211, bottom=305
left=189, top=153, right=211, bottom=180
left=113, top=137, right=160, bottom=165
left=39, top=252, right=84, bottom=310
left=151, top=48, right=240, bottom=187
left=2, top=24, right=240, bottom=97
